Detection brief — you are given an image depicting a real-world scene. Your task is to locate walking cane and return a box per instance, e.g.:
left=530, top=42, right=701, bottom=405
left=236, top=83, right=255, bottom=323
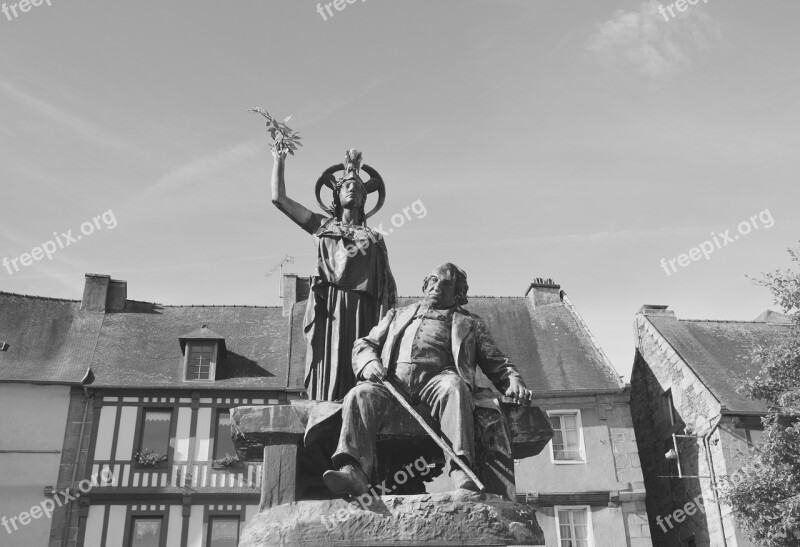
left=378, top=376, right=486, bottom=492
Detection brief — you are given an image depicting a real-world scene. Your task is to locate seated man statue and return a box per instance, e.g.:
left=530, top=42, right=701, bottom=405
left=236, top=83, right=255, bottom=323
left=323, top=262, right=533, bottom=496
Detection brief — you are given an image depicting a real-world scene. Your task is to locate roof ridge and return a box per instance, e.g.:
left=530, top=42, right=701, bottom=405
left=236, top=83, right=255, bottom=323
left=0, top=293, right=285, bottom=309
left=0, top=291, right=80, bottom=303
left=561, top=294, right=625, bottom=388
left=679, top=318, right=791, bottom=325
left=158, top=304, right=281, bottom=309
left=397, top=295, right=526, bottom=299
left=125, top=298, right=282, bottom=309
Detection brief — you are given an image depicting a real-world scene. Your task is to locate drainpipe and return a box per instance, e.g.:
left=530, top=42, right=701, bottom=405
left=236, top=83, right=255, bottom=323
left=703, top=421, right=728, bottom=547
left=60, top=387, right=92, bottom=546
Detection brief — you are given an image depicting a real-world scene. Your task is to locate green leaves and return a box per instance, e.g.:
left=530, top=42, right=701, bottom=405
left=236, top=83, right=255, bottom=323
left=248, top=107, right=304, bottom=156
left=134, top=449, right=168, bottom=468
left=723, top=244, right=800, bottom=545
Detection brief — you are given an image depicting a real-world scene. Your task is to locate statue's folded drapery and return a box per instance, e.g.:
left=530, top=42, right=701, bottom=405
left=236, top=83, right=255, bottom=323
left=302, top=218, right=397, bottom=402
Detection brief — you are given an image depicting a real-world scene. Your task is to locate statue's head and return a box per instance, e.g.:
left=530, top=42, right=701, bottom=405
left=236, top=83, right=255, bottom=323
left=422, top=263, right=469, bottom=308
left=332, top=174, right=367, bottom=222
left=315, top=149, right=386, bottom=225
left=332, top=150, right=367, bottom=223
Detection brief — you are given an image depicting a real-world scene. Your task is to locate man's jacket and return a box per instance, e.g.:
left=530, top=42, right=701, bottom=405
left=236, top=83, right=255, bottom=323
left=352, top=302, right=524, bottom=393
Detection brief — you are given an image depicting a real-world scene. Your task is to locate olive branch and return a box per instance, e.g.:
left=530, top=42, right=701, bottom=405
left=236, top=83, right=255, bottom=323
left=248, top=107, right=303, bottom=156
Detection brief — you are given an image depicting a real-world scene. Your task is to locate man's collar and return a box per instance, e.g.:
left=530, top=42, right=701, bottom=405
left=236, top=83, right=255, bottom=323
left=415, top=303, right=460, bottom=316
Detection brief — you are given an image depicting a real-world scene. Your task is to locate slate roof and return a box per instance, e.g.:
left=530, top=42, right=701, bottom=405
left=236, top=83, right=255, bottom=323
left=646, top=313, right=792, bottom=413
left=1, top=284, right=623, bottom=393
left=0, top=293, right=94, bottom=384
left=391, top=296, right=623, bottom=392
left=89, top=303, right=289, bottom=390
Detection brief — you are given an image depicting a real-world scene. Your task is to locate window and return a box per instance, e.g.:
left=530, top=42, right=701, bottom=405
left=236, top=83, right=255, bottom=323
left=214, top=410, right=236, bottom=460
left=661, top=389, right=678, bottom=427
left=548, top=410, right=585, bottom=463
left=138, top=410, right=172, bottom=462
left=185, top=343, right=217, bottom=381
left=745, top=428, right=764, bottom=448
left=208, top=516, right=240, bottom=547
left=555, top=506, right=593, bottom=547
left=129, top=517, right=163, bottom=547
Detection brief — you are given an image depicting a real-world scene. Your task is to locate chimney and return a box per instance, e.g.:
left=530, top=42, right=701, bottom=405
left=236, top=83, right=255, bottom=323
left=753, top=310, right=792, bottom=325
left=81, top=273, right=127, bottom=312
left=107, top=279, right=127, bottom=311
left=525, top=278, right=562, bottom=308
left=283, top=273, right=310, bottom=315
left=638, top=304, right=676, bottom=318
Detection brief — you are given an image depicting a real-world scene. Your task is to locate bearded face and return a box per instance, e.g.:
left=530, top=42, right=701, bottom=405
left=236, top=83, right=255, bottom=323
left=422, top=264, right=469, bottom=308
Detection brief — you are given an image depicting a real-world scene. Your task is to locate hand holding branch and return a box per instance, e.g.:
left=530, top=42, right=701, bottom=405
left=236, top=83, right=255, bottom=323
left=249, top=107, right=303, bottom=156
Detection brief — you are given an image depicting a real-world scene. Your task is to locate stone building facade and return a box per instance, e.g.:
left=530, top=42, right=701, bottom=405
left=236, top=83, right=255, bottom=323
left=512, top=281, right=651, bottom=547
left=631, top=305, right=791, bottom=547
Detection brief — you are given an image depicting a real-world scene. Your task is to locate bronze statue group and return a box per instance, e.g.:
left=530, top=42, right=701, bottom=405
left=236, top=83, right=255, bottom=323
left=270, top=148, right=534, bottom=497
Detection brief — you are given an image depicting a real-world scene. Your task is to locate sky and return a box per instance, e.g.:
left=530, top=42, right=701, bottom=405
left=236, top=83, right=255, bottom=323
left=1, top=0, right=799, bottom=381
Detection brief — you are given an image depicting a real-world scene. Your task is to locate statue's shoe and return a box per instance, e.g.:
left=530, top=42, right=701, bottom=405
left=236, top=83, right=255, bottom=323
left=450, top=470, right=479, bottom=492
left=323, top=463, right=370, bottom=496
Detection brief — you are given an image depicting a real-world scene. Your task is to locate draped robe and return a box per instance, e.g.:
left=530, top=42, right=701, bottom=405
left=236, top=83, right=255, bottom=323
left=301, top=216, right=396, bottom=401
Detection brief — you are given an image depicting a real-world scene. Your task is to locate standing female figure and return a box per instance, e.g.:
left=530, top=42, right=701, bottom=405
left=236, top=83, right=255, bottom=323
left=271, top=148, right=396, bottom=401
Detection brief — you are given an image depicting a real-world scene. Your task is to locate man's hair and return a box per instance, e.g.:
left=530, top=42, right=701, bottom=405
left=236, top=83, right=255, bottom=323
left=422, top=263, right=469, bottom=306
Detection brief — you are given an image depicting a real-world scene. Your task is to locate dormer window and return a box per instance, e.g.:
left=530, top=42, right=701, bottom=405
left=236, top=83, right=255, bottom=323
left=187, top=343, right=216, bottom=381
left=179, top=325, right=226, bottom=383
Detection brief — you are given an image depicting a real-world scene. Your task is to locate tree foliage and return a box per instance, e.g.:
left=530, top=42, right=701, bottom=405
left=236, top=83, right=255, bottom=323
left=722, top=245, right=800, bottom=545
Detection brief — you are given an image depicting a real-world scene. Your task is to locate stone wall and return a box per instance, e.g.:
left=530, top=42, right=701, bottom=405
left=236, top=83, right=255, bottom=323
left=631, top=314, right=722, bottom=547
left=517, top=394, right=651, bottom=546
left=634, top=316, right=721, bottom=435
left=631, top=356, right=716, bottom=546
left=631, top=313, right=770, bottom=547
left=607, top=404, right=651, bottom=547
left=48, top=387, right=95, bottom=547
left=710, top=423, right=761, bottom=547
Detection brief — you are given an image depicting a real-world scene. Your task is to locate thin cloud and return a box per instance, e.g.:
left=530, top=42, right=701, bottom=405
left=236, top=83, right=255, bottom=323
left=404, top=223, right=766, bottom=250
left=587, top=0, right=721, bottom=78
left=136, top=138, right=263, bottom=202
left=0, top=79, right=147, bottom=156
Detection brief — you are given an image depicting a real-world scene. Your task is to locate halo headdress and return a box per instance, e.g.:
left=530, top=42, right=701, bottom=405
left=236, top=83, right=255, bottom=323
left=315, top=149, right=386, bottom=220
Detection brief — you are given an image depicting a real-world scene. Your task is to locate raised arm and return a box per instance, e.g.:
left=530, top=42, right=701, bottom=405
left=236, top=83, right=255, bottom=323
left=271, top=150, right=325, bottom=234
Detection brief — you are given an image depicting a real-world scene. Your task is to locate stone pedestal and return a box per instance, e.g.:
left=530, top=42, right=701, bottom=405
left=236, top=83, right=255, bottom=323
left=231, top=399, right=551, bottom=546
left=239, top=490, right=544, bottom=546
left=232, top=399, right=553, bottom=503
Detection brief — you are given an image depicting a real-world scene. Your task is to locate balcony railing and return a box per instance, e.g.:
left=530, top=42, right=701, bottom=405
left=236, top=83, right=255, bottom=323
left=90, top=461, right=262, bottom=490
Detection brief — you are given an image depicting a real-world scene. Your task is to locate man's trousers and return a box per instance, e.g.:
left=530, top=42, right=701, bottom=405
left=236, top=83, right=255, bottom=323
left=332, top=369, right=475, bottom=477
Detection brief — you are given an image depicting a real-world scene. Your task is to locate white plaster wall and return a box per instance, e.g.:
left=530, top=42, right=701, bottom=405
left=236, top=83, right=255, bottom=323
left=537, top=505, right=630, bottom=546
left=0, top=384, right=71, bottom=547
